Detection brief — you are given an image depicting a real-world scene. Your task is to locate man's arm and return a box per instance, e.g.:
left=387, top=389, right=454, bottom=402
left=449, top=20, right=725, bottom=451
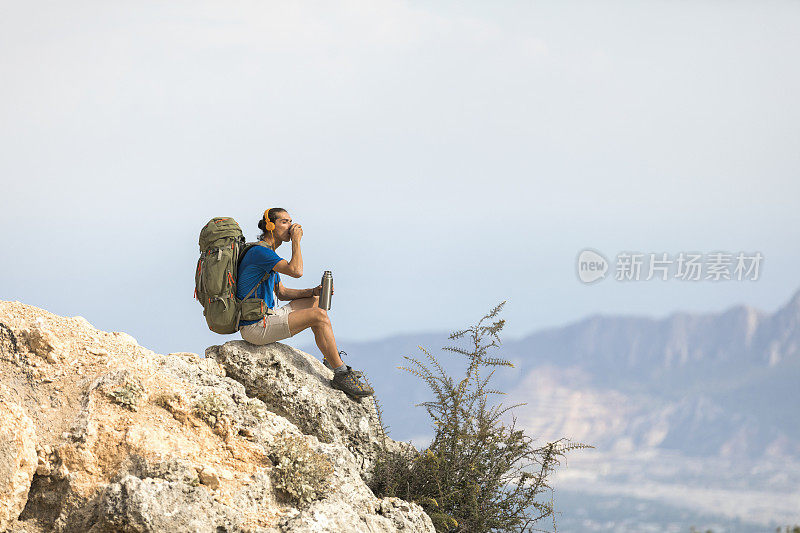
left=273, top=228, right=303, bottom=278
left=275, top=282, right=315, bottom=301
left=275, top=281, right=333, bottom=301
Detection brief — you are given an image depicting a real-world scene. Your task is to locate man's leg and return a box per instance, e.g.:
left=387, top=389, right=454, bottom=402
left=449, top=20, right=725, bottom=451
left=286, top=305, right=344, bottom=368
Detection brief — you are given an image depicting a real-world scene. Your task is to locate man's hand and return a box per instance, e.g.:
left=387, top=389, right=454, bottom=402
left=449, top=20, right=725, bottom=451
left=311, top=282, right=333, bottom=297
left=290, top=224, right=303, bottom=242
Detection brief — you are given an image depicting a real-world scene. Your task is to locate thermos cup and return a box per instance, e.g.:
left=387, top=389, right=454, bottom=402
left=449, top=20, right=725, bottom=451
left=319, top=271, right=333, bottom=310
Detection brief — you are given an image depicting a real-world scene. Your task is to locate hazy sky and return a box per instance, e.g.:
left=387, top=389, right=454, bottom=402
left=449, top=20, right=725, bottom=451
left=2, top=1, right=798, bottom=357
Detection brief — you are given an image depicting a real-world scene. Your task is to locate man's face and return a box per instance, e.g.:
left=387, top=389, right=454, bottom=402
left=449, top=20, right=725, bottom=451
left=273, top=211, right=292, bottom=242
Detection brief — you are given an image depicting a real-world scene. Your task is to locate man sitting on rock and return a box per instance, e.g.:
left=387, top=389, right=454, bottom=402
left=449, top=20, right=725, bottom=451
left=236, top=207, right=374, bottom=399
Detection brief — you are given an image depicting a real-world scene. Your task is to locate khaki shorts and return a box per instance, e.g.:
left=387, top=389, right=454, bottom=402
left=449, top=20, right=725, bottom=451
left=239, top=302, right=294, bottom=345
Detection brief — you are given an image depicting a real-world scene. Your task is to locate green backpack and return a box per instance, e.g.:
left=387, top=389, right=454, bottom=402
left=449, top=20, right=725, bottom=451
left=194, top=217, right=272, bottom=334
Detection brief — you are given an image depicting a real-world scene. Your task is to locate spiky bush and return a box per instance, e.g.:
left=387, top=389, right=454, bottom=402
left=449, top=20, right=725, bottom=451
left=267, top=431, right=334, bottom=505
left=368, top=302, right=593, bottom=532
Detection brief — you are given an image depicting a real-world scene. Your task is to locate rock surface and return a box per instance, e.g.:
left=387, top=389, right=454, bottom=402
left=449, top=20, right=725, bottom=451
left=206, top=341, right=416, bottom=475
left=0, top=300, right=434, bottom=533
left=0, top=387, right=38, bottom=531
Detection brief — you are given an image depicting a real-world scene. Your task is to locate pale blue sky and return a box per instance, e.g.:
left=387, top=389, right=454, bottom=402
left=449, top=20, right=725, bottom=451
left=1, top=1, right=798, bottom=357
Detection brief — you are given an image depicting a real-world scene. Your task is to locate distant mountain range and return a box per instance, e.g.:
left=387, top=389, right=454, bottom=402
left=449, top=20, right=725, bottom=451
left=498, top=287, right=800, bottom=460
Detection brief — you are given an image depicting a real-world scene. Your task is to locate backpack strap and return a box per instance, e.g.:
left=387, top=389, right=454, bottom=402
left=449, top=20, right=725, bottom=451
left=235, top=270, right=271, bottom=332
left=243, top=271, right=270, bottom=301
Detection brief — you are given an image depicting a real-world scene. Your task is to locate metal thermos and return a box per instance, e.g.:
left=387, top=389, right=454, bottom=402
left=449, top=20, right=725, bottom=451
left=319, top=271, right=333, bottom=310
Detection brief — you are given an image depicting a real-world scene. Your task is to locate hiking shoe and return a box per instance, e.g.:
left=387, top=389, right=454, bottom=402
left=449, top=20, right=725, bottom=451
left=330, top=365, right=374, bottom=398
left=324, top=351, right=361, bottom=376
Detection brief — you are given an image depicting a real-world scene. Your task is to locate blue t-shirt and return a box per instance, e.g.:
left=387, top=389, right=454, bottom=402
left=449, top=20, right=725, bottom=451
left=237, top=245, right=284, bottom=326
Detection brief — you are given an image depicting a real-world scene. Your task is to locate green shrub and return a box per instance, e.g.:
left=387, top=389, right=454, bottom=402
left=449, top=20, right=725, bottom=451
left=267, top=431, right=334, bottom=505
left=368, top=302, right=593, bottom=532
left=108, top=378, right=145, bottom=411
left=193, top=392, right=227, bottom=428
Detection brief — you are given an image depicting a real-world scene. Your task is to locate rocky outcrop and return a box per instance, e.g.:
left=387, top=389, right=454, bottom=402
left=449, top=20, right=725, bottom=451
left=0, top=387, right=38, bottom=531
left=206, top=341, right=414, bottom=476
left=0, top=300, right=434, bottom=533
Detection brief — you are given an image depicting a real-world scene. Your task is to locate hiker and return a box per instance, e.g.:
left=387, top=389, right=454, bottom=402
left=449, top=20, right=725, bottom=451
left=236, top=207, right=374, bottom=398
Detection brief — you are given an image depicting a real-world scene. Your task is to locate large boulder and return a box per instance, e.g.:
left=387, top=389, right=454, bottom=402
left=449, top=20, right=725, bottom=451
left=206, top=340, right=416, bottom=478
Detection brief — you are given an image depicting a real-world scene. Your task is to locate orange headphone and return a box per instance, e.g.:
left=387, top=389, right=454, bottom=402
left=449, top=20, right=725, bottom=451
left=262, top=209, right=276, bottom=232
